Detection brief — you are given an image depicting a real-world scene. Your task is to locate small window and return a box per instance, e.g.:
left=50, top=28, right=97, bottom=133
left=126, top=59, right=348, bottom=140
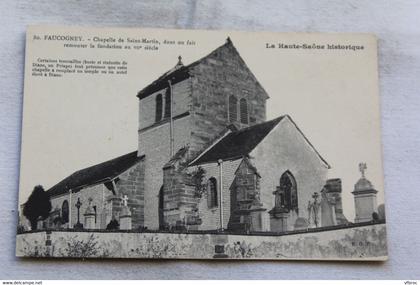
left=228, top=95, right=238, bottom=122
left=240, top=98, right=248, bottom=124
left=155, top=94, right=163, bottom=122
left=61, top=200, right=69, bottom=224
left=207, top=177, right=218, bottom=208
left=164, top=88, right=171, bottom=118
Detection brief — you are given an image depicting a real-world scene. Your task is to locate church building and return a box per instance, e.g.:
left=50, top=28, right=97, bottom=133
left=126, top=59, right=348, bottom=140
left=42, top=38, right=350, bottom=233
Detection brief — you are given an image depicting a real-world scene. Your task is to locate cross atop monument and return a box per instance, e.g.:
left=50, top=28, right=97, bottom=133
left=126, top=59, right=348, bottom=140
left=122, top=195, right=129, bottom=207
left=359, top=162, right=367, bottom=178
left=177, top=55, right=183, bottom=67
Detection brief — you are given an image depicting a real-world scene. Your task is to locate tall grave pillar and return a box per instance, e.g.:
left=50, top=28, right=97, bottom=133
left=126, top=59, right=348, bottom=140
left=120, top=195, right=132, bottom=230
left=269, top=186, right=290, bottom=232
left=352, top=163, right=378, bottom=223
left=84, top=198, right=96, bottom=229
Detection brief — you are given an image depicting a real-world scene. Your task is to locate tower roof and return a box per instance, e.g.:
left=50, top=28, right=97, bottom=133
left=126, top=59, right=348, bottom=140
left=137, top=37, right=268, bottom=99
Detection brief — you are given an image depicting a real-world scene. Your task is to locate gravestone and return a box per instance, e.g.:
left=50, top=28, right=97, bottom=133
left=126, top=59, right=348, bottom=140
left=352, top=163, right=378, bottom=223
left=119, top=195, right=132, bottom=230
left=100, top=208, right=109, bottom=229
left=269, top=207, right=289, bottom=232
left=320, top=178, right=348, bottom=227
left=378, top=204, right=386, bottom=221
left=36, top=217, right=44, bottom=230
left=84, top=198, right=96, bottom=229
left=294, top=217, right=309, bottom=231
left=269, top=186, right=290, bottom=232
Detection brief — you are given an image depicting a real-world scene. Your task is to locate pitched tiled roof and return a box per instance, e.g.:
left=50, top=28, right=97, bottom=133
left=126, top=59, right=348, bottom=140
left=47, top=151, right=143, bottom=197
left=137, top=37, right=269, bottom=100
left=190, top=116, right=285, bottom=165
left=136, top=65, right=190, bottom=99
left=137, top=40, right=233, bottom=99
left=190, top=115, right=330, bottom=168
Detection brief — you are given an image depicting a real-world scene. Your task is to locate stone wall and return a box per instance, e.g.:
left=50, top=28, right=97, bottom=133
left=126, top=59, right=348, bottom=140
left=139, top=115, right=191, bottom=230
left=161, top=150, right=199, bottom=228
left=194, top=159, right=241, bottom=230
left=138, top=78, right=192, bottom=132
left=49, top=183, right=109, bottom=230
left=48, top=161, right=143, bottom=230
left=16, top=223, right=388, bottom=260
left=113, top=160, right=145, bottom=229
left=250, top=116, right=329, bottom=231
left=189, top=41, right=268, bottom=157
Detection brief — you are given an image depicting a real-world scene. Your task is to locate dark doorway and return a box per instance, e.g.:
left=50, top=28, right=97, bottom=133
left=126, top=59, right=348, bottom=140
left=158, top=186, right=165, bottom=230
left=61, top=200, right=69, bottom=224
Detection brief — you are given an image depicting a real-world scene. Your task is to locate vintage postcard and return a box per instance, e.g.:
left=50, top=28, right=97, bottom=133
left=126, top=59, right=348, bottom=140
left=16, top=25, right=387, bottom=260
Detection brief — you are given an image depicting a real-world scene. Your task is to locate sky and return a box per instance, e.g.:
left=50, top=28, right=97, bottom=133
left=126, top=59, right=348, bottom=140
left=19, top=26, right=385, bottom=221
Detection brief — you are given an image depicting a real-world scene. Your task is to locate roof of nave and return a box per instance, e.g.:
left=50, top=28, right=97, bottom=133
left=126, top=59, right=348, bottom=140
left=47, top=151, right=143, bottom=197
left=189, top=115, right=330, bottom=168
left=189, top=116, right=286, bottom=166
left=137, top=39, right=233, bottom=99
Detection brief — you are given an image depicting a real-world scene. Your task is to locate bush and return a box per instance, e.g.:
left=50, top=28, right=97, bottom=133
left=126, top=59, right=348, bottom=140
left=106, top=218, right=119, bottom=230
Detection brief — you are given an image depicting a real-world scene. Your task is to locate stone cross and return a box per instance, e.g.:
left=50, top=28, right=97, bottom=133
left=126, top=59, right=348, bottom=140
left=74, top=197, right=83, bottom=229
left=122, top=195, right=128, bottom=207
left=359, top=162, right=367, bottom=178
left=75, top=198, right=82, bottom=224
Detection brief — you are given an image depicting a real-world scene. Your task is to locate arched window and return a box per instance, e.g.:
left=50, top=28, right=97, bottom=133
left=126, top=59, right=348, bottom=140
left=164, top=88, right=171, bottom=118
left=228, top=95, right=238, bottom=122
left=279, top=171, right=298, bottom=211
left=61, top=200, right=69, bottom=224
left=155, top=94, right=163, bottom=122
left=240, top=98, right=248, bottom=124
left=207, top=177, right=218, bottom=208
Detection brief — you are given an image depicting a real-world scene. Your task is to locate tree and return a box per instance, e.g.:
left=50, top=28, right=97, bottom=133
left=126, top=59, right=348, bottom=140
left=23, top=185, right=52, bottom=230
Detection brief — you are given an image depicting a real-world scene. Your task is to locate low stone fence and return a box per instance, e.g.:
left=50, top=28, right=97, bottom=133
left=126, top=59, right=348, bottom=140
left=16, top=222, right=387, bottom=260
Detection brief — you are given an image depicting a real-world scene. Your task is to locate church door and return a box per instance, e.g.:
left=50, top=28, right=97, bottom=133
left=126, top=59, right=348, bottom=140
left=158, top=186, right=165, bottom=230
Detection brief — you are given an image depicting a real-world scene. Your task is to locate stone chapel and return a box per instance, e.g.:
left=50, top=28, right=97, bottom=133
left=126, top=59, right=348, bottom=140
left=39, top=38, right=355, bottom=233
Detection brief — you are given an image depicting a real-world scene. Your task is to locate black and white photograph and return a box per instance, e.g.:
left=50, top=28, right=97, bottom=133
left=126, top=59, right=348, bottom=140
left=15, top=26, right=387, bottom=260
